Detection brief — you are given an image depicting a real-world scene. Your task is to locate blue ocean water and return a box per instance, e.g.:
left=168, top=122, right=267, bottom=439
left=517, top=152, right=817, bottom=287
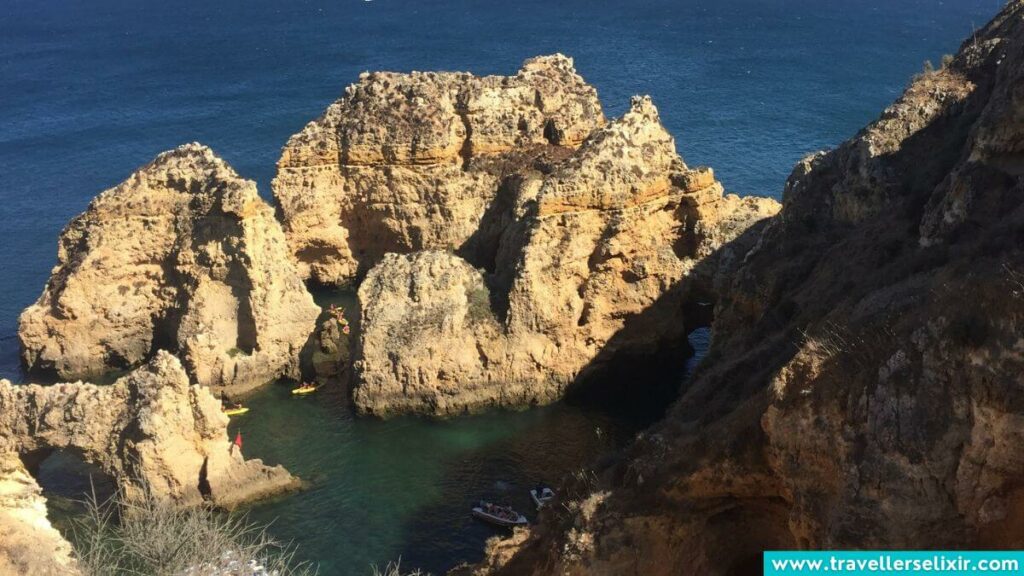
left=0, top=0, right=1002, bottom=573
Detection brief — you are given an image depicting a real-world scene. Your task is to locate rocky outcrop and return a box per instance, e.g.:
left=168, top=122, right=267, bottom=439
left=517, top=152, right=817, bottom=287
left=273, top=54, right=605, bottom=285
left=306, top=315, right=352, bottom=385
left=19, top=144, right=320, bottom=394
left=0, top=352, right=298, bottom=509
left=467, top=3, right=1024, bottom=574
left=354, top=97, right=780, bottom=416
left=0, top=453, right=77, bottom=575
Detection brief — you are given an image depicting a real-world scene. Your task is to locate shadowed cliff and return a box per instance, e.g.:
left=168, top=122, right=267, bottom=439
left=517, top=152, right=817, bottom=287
left=461, top=3, right=1024, bottom=574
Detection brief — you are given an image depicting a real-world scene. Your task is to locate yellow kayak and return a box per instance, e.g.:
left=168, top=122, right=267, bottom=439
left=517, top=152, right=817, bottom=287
left=223, top=407, right=249, bottom=416
left=291, top=385, right=318, bottom=395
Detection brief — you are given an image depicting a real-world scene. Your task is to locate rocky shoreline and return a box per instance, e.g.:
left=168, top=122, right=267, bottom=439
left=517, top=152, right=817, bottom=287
left=4, top=3, right=1023, bottom=567
left=457, top=3, right=1024, bottom=574
left=1, top=53, right=780, bottom=571
left=0, top=353, right=299, bottom=574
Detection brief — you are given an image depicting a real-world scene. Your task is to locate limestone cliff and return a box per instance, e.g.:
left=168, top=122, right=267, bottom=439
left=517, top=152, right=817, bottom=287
left=19, top=144, right=320, bottom=394
left=354, top=97, right=780, bottom=416
left=273, top=54, right=605, bottom=285
left=0, top=452, right=77, bottom=575
left=0, top=352, right=298, bottom=573
left=0, top=352, right=298, bottom=511
left=465, top=3, right=1024, bottom=574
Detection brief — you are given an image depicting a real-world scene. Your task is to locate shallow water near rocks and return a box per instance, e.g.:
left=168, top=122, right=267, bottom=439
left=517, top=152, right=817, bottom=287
left=232, top=291, right=709, bottom=574
left=238, top=383, right=651, bottom=574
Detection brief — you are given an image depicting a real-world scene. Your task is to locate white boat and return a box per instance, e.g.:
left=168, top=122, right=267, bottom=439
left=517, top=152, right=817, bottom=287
left=472, top=501, right=528, bottom=528
left=530, top=486, right=555, bottom=509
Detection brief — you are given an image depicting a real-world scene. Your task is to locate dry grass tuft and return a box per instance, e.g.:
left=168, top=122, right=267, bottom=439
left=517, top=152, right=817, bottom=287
left=69, top=483, right=316, bottom=576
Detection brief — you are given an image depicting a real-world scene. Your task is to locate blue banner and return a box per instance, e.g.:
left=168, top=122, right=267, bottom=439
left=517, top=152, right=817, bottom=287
left=764, top=551, right=1024, bottom=575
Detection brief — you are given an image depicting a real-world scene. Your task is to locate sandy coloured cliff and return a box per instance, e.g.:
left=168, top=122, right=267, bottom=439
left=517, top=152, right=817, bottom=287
left=460, top=3, right=1024, bottom=574
left=0, top=352, right=298, bottom=509
left=19, top=144, right=320, bottom=394
left=273, top=54, right=606, bottom=285
left=0, top=452, right=77, bottom=575
left=0, top=352, right=299, bottom=573
left=354, top=96, right=780, bottom=416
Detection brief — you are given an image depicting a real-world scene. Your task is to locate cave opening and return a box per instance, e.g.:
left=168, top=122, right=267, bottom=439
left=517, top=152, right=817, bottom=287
left=564, top=285, right=716, bottom=427
left=20, top=448, right=117, bottom=539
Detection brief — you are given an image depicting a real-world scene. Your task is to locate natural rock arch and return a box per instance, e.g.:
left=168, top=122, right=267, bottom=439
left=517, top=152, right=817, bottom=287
left=0, top=351, right=297, bottom=509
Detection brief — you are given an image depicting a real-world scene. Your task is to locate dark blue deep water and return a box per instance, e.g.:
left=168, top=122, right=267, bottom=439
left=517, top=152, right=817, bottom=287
left=0, top=0, right=1002, bottom=573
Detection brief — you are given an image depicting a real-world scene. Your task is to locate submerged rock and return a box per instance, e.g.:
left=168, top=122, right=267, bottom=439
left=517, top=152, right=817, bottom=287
left=273, top=54, right=605, bottom=285
left=466, top=4, right=1024, bottom=574
left=19, top=144, right=320, bottom=394
left=354, top=97, right=780, bottom=416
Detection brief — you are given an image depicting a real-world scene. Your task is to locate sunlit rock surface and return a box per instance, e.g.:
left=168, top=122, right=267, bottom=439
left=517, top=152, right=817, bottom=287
left=354, top=97, right=779, bottom=416
left=19, top=144, right=320, bottom=395
left=0, top=352, right=298, bottom=510
left=273, top=54, right=606, bottom=285
left=462, top=4, right=1024, bottom=574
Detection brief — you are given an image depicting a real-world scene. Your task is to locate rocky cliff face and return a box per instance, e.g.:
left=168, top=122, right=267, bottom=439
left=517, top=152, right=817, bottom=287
left=0, top=352, right=298, bottom=511
left=354, top=97, right=780, bottom=416
left=0, top=352, right=298, bottom=573
left=273, top=54, right=605, bottom=285
left=465, top=4, right=1024, bottom=574
left=19, top=144, right=320, bottom=394
left=0, top=452, right=77, bottom=575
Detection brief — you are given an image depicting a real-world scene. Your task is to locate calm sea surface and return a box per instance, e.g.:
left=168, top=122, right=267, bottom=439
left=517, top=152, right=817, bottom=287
left=0, top=0, right=1001, bottom=573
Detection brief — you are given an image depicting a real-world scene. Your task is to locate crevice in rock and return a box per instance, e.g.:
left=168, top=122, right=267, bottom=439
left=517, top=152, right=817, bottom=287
left=198, top=457, right=212, bottom=499
left=456, top=97, right=474, bottom=172
left=543, top=118, right=561, bottom=146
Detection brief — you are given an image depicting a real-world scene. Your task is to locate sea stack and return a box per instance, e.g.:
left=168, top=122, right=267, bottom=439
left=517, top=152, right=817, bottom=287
left=19, top=144, right=321, bottom=395
left=272, top=54, right=606, bottom=286
left=353, top=96, right=780, bottom=416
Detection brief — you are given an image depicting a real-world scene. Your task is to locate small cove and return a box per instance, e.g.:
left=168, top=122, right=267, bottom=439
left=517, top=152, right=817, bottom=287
left=28, top=286, right=710, bottom=575
left=231, top=309, right=709, bottom=574
left=0, top=0, right=1000, bottom=572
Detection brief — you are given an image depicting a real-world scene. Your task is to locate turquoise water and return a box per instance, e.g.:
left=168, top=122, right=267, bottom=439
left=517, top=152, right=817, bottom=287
left=0, top=0, right=1004, bottom=573
left=238, top=384, right=644, bottom=574
left=232, top=292, right=704, bottom=573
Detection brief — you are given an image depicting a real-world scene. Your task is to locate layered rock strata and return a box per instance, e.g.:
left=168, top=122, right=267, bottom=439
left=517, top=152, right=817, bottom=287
left=273, top=54, right=606, bottom=285
left=19, top=144, right=320, bottom=394
left=466, top=3, right=1024, bottom=574
left=354, top=97, right=780, bottom=416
